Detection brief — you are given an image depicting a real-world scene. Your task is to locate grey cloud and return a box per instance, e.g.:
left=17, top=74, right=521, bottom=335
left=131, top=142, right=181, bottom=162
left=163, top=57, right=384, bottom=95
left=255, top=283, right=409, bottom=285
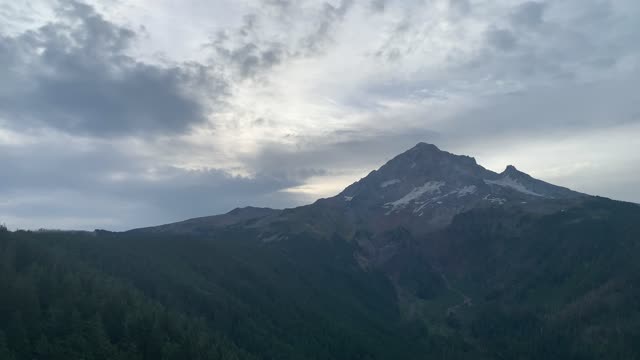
left=449, top=0, right=471, bottom=15
left=240, top=13, right=258, bottom=36
left=302, top=0, right=354, bottom=53
left=263, top=0, right=291, bottom=11
left=210, top=14, right=290, bottom=78
left=210, top=0, right=355, bottom=79
left=0, top=139, right=305, bottom=230
left=373, top=17, right=413, bottom=62
left=372, top=0, right=639, bottom=84
left=243, top=127, right=442, bottom=181
left=251, top=117, right=277, bottom=127
left=231, top=43, right=286, bottom=78
left=511, top=1, right=546, bottom=28
left=435, top=73, right=640, bottom=144
left=212, top=39, right=288, bottom=78
left=486, top=27, right=518, bottom=51
left=450, top=1, right=640, bottom=86
left=370, top=0, right=387, bottom=13
left=0, top=1, right=222, bottom=137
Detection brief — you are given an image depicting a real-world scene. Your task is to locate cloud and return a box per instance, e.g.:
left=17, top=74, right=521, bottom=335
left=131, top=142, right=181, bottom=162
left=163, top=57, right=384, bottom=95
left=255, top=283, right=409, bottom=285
left=486, top=27, right=518, bottom=51
left=0, top=1, right=223, bottom=137
left=0, top=132, right=304, bottom=230
left=207, top=0, right=355, bottom=79
left=302, top=0, right=354, bottom=53
left=511, top=1, right=546, bottom=28
left=241, top=127, right=442, bottom=181
left=449, top=0, right=471, bottom=15
left=263, top=0, right=292, bottom=11
left=211, top=27, right=288, bottom=79
left=370, top=0, right=387, bottom=13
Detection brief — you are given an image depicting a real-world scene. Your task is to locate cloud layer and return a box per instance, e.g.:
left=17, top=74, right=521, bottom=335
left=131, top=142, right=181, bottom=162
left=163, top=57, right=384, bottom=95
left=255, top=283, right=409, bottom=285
left=1, top=0, right=639, bottom=230
left=0, top=1, right=222, bottom=136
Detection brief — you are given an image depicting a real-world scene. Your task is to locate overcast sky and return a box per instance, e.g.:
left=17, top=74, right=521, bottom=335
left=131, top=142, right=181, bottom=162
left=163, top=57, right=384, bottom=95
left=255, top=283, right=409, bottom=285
left=1, top=0, right=639, bottom=230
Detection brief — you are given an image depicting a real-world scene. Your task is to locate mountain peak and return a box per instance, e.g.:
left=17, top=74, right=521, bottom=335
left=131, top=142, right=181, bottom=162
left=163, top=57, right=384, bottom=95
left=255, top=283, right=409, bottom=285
left=502, top=164, right=522, bottom=175
left=411, top=142, right=442, bottom=152
left=500, top=165, right=536, bottom=181
left=394, top=142, right=478, bottom=167
left=346, top=143, right=487, bottom=195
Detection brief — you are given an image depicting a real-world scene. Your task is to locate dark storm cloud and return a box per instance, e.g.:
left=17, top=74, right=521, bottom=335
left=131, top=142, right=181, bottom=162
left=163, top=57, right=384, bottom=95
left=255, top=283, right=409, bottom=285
left=0, top=1, right=223, bottom=137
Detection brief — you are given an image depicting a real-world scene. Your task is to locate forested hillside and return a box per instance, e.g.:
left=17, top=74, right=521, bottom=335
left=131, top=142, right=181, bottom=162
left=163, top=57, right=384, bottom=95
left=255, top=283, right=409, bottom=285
left=0, top=226, right=473, bottom=360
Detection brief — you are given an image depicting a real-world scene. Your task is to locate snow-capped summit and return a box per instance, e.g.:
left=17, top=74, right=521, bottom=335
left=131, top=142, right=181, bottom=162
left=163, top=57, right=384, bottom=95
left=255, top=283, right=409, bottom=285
left=326, top=142, right=585, bottom=236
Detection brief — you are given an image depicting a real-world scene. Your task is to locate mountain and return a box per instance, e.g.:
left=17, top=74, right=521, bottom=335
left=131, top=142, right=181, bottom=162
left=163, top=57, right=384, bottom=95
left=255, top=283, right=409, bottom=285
left=137, top=142, right=589, bottom=265
left=138, top=143, right=584, bottom=237
left=317, top=142, right=583, bottom=235
left=2, top=142, right=640, bottom=359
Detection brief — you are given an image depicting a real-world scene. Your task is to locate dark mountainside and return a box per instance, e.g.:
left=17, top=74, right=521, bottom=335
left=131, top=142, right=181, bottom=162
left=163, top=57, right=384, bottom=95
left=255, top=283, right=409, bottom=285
left=2, top=143, right=640, bottom=359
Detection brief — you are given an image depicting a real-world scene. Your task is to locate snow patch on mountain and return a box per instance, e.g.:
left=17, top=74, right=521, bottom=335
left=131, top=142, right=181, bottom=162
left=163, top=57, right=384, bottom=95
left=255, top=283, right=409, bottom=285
left=413, top=185, right=475, bottom=214
left=485, top=176, right=544, bottom=197
left=483, top=194, right=507, bottom=205
left=385, top=181, right=445, bottom=212
left=380, top=179, right=401, bottom=188
left=457, top=185, right=477, bottom=197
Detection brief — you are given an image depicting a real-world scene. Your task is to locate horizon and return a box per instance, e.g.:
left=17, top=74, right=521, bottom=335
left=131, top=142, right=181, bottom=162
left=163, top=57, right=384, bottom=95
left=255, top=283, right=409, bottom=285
left=1, top=0, right=639, bottom=231
left=3, top=141, right=635, bottom=232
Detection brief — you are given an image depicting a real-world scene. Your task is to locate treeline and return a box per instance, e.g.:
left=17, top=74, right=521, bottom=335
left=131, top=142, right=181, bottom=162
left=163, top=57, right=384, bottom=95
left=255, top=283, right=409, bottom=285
left=0, top=228, right=476, bottom=359
left=0, top=227, right=254, bottom=360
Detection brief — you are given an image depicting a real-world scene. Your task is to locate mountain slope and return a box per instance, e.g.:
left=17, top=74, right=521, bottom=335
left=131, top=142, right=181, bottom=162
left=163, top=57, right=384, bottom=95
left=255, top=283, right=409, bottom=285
left=130, top=207, right=281, bottom=235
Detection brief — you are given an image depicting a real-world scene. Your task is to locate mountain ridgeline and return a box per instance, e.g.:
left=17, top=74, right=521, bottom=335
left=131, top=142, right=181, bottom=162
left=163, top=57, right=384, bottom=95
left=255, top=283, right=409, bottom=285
left=2, top=143, right=640, bottom=359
